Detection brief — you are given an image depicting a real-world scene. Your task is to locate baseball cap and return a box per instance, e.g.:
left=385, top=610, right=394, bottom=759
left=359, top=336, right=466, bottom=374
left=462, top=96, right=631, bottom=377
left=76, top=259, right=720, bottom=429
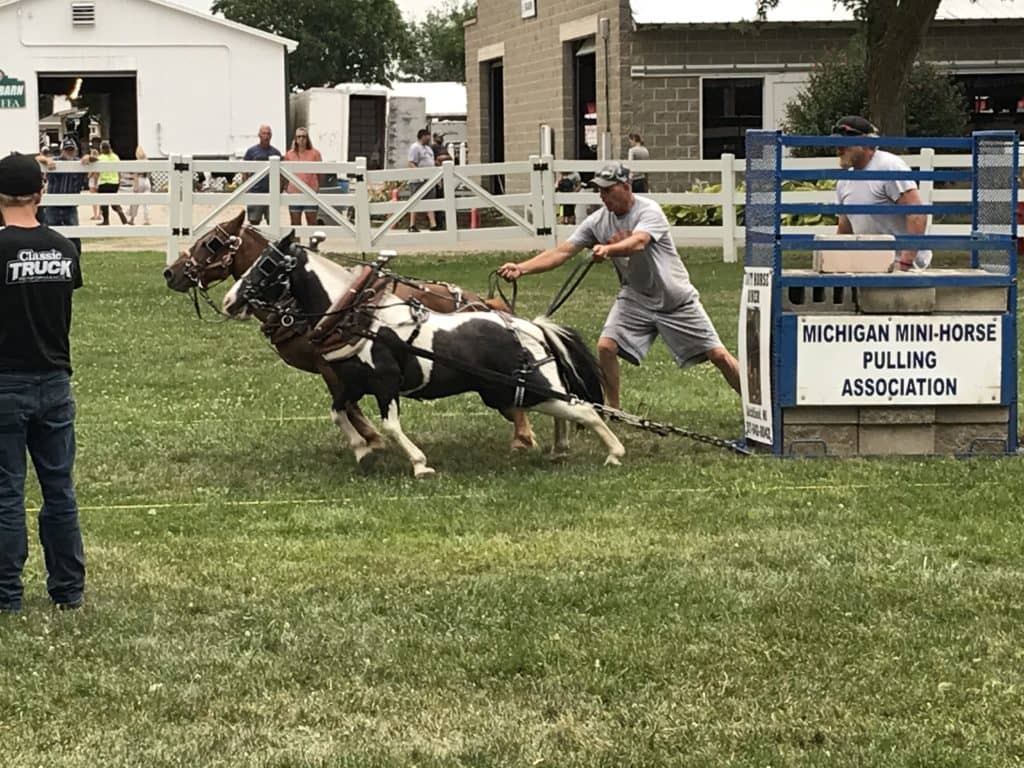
left=60, top=137, right=78, bottom=151
left=0, top=152, right=44, bottom=196
left=831, top=115, right=878, bottom=136
left=587, top=163, right=631, bottom=188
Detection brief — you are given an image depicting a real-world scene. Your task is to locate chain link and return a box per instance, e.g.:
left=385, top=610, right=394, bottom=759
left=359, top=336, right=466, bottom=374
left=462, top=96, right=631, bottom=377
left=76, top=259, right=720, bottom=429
left=580, top=400, right=752, bottom=455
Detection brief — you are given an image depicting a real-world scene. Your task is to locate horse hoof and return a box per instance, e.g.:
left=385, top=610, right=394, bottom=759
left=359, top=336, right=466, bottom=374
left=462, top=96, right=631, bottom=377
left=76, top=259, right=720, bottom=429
left=510, top=437, right=536, bottom=451
left=548, top=450, right=570, bottom=463
left=413, top=466, right=436, bottom=479
left=357, top=451, right=379, bottom=474
left=604, top=455, right=622, bottom=467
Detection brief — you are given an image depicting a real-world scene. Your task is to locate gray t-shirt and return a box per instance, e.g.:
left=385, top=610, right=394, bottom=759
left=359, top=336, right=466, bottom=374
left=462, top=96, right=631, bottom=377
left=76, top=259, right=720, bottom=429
left=569, top=195, right=696, bottom=311
left=408, top=142, right=435, bottom=168
left=836, top=149, right=932, bottom=268
left=627, top=145, right=650, bottom=179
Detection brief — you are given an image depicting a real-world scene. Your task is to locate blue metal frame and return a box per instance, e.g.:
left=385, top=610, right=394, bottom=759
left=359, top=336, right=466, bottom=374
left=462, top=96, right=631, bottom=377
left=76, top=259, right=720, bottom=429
left=744, top=129, right=1020, bottom=456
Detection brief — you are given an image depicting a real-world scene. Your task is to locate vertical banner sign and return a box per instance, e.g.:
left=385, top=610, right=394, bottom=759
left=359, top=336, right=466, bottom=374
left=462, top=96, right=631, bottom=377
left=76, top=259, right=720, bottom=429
left=739, top=267, right=773, bottom=444
left=521, top=0, right=536, bottom=19
left=0, top=71, right=27, bottom=109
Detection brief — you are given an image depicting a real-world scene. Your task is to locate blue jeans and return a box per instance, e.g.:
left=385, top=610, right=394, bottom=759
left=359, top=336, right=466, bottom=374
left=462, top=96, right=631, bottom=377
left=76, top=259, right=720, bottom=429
left=44, top=206, right=82, bottom=257
left=0, top=372, right=85, bottom=610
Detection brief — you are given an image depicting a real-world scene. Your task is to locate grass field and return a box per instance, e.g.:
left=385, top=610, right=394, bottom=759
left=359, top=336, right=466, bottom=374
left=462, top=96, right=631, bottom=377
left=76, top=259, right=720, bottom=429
left=2, top=248, right=1023, bottom=767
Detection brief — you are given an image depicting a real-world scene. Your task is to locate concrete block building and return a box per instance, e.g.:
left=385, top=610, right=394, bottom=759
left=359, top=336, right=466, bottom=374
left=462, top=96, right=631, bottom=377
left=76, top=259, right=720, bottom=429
left=464, top=0, right=1024, bottom=175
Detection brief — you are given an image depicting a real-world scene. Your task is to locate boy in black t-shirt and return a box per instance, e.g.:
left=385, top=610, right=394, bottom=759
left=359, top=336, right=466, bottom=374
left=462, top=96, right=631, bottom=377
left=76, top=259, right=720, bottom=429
left=0, top=152, right=85, bottom=614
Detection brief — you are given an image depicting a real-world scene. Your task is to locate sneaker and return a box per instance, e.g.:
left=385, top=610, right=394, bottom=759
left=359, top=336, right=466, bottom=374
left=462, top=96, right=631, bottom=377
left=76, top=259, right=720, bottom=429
left=0, top=603, right=22, bottom=615
left=53, top=598, right=84, bottom=611
left=407, top=225, right=419, bottom=232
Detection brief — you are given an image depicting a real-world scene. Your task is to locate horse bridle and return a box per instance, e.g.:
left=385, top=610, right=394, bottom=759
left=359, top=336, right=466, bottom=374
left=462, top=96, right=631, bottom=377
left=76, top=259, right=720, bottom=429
left=184, top=223, right=247, bottom=289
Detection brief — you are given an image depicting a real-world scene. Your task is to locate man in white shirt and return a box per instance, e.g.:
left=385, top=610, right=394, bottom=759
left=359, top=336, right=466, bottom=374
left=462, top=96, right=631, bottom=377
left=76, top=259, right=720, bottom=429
left=833, top=115, right=931, bottom=271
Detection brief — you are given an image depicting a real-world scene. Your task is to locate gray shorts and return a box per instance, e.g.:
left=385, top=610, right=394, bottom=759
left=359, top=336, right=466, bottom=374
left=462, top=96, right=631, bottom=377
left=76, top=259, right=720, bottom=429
left=601, top=294, right=723, bottom=368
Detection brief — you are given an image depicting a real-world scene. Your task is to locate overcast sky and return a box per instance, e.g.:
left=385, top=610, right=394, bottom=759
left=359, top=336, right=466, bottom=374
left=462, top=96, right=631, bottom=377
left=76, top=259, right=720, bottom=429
left=174, top=0, right=446, bottom=21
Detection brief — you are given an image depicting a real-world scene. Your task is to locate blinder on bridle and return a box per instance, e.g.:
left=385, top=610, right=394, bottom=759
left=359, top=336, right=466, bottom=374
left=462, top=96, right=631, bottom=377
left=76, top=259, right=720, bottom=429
left=184, top=225, right=243, bottom=288
left=242, top=241, right=300, bottom=308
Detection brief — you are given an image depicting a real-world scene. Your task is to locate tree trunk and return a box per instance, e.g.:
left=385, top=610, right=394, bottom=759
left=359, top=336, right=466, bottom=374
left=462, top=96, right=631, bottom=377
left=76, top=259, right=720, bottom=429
left=864, top=0, right=942, bottom=134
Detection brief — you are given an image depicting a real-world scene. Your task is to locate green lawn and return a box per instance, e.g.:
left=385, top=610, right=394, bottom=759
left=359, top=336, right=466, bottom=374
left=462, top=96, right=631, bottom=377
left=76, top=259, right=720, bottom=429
left=1, top=249, right=1023, bottom=767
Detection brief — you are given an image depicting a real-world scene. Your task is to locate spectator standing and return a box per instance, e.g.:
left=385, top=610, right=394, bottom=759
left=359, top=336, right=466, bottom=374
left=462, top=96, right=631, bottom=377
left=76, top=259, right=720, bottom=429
left=128, top=146, right=151, bottom=226
left=407, top=129, right=437, bottom=232
left=627, top=133, right=650, bottom=193
left=242, top=125, right=282, bottom=226
left=41, top=138, right=94, bottom=256
left=283, top=127, right=323, bottom=226
left=0, top=153, right=86, bottom=614
left=96, top=140, right=127, bottom=225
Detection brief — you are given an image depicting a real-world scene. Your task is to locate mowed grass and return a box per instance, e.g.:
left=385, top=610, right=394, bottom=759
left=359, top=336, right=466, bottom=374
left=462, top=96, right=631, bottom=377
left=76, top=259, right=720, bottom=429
left=2, top=248, right=1024, bottom=767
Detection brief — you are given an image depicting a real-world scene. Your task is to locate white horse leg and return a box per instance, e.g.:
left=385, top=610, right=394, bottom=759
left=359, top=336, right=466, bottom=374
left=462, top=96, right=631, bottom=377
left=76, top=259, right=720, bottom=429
left=533, top=401, right=625, bottom=467
left=331, top=408, right=380, bottom=472
left=377, top=400, right=435, bottom=478
left=551, top=417, right=570, bottom=460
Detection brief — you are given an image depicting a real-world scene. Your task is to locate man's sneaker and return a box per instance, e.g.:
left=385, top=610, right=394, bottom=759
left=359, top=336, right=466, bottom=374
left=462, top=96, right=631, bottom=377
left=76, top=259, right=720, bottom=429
left=54, top=598, right=84, bottom=611
left=0, top=603, right=22, bottom=615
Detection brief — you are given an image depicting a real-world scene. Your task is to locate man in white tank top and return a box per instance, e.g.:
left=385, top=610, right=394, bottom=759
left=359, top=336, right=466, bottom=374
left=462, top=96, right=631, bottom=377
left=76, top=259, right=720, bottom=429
left=833, top=115, right=932, bottom=270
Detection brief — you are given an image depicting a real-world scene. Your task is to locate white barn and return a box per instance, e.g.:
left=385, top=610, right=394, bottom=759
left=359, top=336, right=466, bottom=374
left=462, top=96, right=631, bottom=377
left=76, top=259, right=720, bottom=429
left=0, top=0, right=296, bottom=158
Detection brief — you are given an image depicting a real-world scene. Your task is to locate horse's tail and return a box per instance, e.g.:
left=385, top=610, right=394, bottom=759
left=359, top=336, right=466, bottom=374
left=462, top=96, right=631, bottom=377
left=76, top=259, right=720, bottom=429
left=533, top=316, right=605, bottom=405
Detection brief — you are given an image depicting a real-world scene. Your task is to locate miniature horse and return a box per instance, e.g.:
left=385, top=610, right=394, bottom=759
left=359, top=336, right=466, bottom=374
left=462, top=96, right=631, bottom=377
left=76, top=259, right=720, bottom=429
left=164, top=210, right=540, bottom=460
left=222, top=232, right=624, bottom=477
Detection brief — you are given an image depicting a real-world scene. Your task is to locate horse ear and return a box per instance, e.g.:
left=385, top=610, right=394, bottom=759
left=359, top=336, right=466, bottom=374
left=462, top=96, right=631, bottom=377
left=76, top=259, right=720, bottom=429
left=280, top=230, right=296, bottom=249
left=230, top=209, right=246, bottom=228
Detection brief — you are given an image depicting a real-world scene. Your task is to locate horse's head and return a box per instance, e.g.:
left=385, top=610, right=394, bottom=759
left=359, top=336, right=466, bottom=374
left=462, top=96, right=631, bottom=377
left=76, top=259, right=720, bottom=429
left=164, top=210, right=266, bottom=292
left=223, top=230, right=303, bottom=319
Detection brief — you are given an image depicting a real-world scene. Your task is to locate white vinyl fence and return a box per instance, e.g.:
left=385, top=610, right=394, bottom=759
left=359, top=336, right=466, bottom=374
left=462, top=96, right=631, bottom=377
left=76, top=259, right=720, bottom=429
left=20, top=149, right=986, bottom=264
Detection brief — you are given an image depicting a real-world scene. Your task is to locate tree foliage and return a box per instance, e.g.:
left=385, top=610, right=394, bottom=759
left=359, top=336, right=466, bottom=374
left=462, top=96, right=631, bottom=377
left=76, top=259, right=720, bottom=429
left=211, top=0, right=410, bottom=89
left=757, top=0, right=951, bottom=134
left=782, top=37, right=967, bottom=156
left=399, top=1, right=476, bottom=82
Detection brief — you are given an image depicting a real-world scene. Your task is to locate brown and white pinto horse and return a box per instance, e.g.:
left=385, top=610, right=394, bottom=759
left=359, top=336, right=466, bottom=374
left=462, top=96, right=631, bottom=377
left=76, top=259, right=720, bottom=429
left=163, top=211, right=541, bottom=466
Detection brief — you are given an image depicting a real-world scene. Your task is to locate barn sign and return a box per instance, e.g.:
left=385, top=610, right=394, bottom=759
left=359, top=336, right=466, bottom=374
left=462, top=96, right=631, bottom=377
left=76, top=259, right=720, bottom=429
left=0, top=71, right=26, bottom=109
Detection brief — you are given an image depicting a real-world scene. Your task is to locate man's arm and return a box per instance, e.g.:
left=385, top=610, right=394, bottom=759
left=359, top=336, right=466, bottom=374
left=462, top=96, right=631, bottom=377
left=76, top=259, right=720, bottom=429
left=498, top=240, right=583, bottom=280
left=837, top=214, right=853, bottom=235
left=592, top=231, right=651, bottom=261
left=895, top=187, right=926, bottom=270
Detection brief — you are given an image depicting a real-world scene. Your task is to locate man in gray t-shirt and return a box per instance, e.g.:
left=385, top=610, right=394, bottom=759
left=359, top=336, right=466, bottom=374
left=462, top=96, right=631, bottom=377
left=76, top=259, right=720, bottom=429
left=498, top=163, right=740, bottom=409
left=407, top=129, right=437, bottom=231
left=833, top=115, right=931, bottom=270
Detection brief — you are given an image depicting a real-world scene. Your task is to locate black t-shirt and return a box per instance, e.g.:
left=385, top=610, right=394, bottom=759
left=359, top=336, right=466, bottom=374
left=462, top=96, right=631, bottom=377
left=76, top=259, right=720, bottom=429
left=0, top=224, right=83, bottom=374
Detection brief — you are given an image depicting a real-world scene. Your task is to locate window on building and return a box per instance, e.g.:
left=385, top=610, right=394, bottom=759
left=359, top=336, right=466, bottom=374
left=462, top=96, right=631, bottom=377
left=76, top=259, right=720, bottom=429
left=702, top=77, right=763, bottom=159
left=954, top=73, right=1024, bottom=132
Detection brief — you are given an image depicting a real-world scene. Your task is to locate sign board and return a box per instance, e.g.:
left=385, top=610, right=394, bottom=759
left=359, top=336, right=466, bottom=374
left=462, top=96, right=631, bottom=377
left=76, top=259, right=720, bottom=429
left=739, top=268, right=774, bottom=444
left=521, top=0, right=536, bottom=19
left=797, top=315, right=1002, bottom=405
left=0, top=72, right=26, bottom=109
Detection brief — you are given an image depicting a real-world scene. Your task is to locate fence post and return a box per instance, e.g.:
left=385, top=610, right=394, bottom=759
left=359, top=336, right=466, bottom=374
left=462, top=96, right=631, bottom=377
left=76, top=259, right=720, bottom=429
left=442, top=159, right=458, bottom=245
left=353, top=157, right=372, bottom=252
left=178, top=155, right=194, bottom=260
left=166, top=155, right=181, bottom=265
left=528, top=155, right=545, bottom=243
left=268, top=155, right=282, bottom=238
left=720, top=152, right=737, bottom=263
left=919, top=147, right=935, bottom=203
left=541, top=153, right=557, bottom=246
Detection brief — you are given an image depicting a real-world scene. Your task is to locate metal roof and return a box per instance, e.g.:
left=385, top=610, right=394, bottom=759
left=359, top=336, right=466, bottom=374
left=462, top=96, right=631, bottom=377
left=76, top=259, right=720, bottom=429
left=630, top=0, right=1024, bottom=25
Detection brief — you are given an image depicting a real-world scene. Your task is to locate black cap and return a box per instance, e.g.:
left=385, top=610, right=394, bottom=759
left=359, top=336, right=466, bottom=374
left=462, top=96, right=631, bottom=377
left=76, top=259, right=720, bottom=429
left=587, top=163, right=631, bottom=188
left=831, top=115, right=878, bottom=136
left=0, top=153, right=44, bottom=196
left=60, top=137, right=78, bottom=151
